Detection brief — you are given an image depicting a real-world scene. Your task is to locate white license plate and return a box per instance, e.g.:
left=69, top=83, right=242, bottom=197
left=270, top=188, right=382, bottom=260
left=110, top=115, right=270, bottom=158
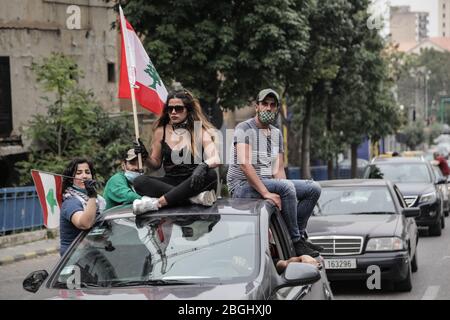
left=324, top=259, right=357, bottom=269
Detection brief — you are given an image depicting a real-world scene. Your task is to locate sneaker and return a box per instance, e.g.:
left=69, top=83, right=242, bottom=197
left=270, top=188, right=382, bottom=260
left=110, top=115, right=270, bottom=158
left=189, top=190, right=217, bottom=206
left=293, top=239, right=320, bottom=257
left=305, top=240, right=324, bottom=252
left=133, top=196, right=159, bottom=216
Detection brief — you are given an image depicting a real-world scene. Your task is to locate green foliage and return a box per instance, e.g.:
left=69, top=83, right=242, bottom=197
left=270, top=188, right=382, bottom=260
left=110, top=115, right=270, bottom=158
left=119, top=0, right=310, bottom=109
left=403, top=122, right=426, bottom=150
left=16, top=53, right=134, bottom=186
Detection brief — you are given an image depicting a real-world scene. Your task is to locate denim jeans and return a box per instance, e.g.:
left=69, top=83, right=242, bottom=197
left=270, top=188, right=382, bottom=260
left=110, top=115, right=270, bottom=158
left=232, top=179, right=321, bottom=242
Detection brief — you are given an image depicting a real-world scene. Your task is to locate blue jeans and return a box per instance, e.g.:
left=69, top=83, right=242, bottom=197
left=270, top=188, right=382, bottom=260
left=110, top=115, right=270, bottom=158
left=232, top=179, right=321, bottom=242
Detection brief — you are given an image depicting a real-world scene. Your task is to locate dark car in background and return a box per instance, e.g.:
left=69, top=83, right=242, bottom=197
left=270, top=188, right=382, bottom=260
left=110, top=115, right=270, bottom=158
left=307, top=179, right=419, bottom=292
left=364, top=157, right=447, bottom=236
left=23, top=199, right=333, bottom=300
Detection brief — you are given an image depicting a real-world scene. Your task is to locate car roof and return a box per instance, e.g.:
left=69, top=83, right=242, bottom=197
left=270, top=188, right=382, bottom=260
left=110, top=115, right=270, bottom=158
left=371, top=156, right=427, bottom=164
left=99, top=198, right=270, bottom=221
left=318, top=179, right=393, bottom=188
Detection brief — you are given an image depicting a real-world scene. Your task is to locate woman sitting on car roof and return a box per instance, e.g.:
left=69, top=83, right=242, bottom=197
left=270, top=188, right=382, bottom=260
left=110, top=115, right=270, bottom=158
left=132, top=88, right=220, bottom=215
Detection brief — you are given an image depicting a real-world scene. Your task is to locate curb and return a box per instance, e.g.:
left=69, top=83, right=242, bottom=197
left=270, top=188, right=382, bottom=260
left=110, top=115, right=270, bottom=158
left=0, top=247, right=59, bottom=266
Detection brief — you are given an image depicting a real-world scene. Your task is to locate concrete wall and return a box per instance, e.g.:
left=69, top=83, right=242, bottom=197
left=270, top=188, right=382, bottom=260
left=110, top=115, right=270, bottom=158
left=0, top=0, right=120, bottom=141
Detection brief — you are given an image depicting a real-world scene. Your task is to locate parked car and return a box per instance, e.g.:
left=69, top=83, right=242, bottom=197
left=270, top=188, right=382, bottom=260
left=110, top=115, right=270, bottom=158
left=23, top=199, right=333, bottom=300
left=307, top=179, right=419, bottom=292
left=364, top=157, right=446, bottom=236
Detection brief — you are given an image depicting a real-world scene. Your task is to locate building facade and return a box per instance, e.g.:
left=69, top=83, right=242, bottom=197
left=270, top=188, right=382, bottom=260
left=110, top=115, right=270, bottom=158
left=390, top=6, right=429, bottom=45
left=0, top=0, right=122, bottom=186
left=439, top=0, right=450, bottom=37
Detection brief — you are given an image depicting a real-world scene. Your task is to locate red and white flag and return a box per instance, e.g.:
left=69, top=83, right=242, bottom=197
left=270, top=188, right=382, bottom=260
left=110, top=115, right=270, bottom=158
left=118, top=6, right=168, bottom=114
left=31, top=170, right=63, bottom=229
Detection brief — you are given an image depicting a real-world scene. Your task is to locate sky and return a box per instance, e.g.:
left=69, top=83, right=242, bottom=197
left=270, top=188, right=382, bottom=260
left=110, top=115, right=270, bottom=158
left=372, top=0, right=438, bottom=37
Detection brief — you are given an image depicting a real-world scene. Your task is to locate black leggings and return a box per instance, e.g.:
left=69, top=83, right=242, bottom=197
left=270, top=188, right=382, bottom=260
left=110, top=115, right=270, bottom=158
left=134, top=170, right=217, bottom=206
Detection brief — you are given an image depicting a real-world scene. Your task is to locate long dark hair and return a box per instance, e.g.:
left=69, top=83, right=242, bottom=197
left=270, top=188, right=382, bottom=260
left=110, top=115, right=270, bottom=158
left=153, top=89, right=215, bottom=158
left=62, top=158, right=95, bottom=193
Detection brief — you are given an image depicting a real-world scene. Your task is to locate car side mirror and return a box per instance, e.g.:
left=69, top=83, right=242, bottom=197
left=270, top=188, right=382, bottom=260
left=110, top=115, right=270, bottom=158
left=23, top=270, right=48, bottom=293
left=274, top=262, right=321, bottom=291
left=402, top=207, right=420, bottom=218
left=437, top=177, right=447, bottom=185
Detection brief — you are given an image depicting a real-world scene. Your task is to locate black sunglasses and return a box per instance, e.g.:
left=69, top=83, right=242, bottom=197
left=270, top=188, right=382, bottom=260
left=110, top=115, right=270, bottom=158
left=166, top=105, right=186, bottom=113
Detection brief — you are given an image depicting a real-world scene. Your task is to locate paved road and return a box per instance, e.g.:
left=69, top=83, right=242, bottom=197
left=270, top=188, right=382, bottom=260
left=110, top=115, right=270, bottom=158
left=332, top=222, right=450, bottom=300
left=0, top=253, right=59, bottom=300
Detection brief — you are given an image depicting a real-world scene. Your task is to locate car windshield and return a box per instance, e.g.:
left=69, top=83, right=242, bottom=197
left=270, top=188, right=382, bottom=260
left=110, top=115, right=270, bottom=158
left=314, top=186, right=396, bottom=215
left=365, top=163, right=432, bottom=183
left=52, top=214, right=259, bottom=288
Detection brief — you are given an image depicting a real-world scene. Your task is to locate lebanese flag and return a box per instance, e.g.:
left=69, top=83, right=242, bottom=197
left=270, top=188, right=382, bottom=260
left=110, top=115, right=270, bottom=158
left=31, top=170, right=63, bottom=229
left=118, top=6, right=168, bottom=114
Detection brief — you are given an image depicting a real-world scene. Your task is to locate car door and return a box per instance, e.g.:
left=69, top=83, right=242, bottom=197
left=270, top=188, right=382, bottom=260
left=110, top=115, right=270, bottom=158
left=268, top=210, right=314, bottom=300
left=393, top=185, right=418, bottom=258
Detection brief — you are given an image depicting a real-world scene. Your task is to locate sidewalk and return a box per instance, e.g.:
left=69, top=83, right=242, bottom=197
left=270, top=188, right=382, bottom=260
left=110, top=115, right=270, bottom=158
left=0, top=236, right=59, bottom=266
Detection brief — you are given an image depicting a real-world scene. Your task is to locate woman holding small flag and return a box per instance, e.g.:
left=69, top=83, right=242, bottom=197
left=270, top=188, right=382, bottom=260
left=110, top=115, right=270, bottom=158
left=60, top=158, right=106, bottom=255
left=132, top=89, right=220, bottom=215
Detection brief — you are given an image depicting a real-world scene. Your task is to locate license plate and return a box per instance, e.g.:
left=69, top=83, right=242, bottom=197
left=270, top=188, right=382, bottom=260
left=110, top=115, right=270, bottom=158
left=324, top=259, right=356, bottom=269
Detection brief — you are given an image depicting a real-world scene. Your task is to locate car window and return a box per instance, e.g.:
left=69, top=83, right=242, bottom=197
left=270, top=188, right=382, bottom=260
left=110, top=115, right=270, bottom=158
left=52, top=214, right=259, bottom=288
left=314, top=186, right=396, bottom=215
left=366, top=163, right=432, bottom=183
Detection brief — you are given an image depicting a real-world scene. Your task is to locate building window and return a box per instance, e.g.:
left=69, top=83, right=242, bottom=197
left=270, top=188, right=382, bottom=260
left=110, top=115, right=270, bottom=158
left=444, top=3, right=446, bottom=9
left=444, top=22, right=446, bottom=28
left=444, top=13, right=447, bottom=18
left=0, top=57, right=13, bottom=137
left=107, top=63, right=115, bottom=83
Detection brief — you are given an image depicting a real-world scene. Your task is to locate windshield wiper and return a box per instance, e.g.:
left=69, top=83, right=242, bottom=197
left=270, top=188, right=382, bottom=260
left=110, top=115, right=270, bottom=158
left=352, top=212, right=396, bottom=215
left=109, top=279, right=196, bottom=287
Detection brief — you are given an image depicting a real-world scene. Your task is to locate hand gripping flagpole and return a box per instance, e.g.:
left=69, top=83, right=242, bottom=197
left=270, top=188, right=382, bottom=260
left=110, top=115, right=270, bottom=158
left=119, top=6, right=143, bottom=170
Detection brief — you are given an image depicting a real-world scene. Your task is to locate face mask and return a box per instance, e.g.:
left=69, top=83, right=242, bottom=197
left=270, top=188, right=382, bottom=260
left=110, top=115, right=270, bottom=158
left=124, top=171, right=142, bottom=183
left=257, top=110, right=278, bottom=125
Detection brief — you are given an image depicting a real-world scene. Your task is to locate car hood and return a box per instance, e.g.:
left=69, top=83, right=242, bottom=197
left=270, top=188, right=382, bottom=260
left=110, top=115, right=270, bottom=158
left=395, top=182, right=435, bottom=196
left=308, top=214, right=399, bottom=238
left=32, top=282, right=260, bottom=300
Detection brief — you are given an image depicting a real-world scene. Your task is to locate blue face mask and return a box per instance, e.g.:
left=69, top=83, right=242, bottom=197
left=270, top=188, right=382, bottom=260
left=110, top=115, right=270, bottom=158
left=124, top=171, right=142, bottom=183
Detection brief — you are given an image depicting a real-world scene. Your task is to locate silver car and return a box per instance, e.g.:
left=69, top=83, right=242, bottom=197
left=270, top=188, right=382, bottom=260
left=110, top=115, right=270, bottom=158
left=23, top=199, right=333, bottom=300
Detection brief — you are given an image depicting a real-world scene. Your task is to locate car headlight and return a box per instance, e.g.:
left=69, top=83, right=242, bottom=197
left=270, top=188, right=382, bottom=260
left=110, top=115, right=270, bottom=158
left=419, top=192, right=436, bottom=204
left=366, top=237, right=405, bottom=251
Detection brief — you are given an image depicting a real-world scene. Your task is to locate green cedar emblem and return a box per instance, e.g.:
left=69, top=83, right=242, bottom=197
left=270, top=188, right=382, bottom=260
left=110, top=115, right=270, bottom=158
left=46, top=188, right=57, bottom=214
left=144, top=62, right=162, bottom=90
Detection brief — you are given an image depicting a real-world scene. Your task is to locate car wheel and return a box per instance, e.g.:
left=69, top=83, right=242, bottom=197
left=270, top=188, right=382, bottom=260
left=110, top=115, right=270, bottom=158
left=393, top=262, right=412, bottom=292
left=411, top=250, right=418, bottom=273
left=429, top=217, right=442, bottom=236
left=442, top=215, right=446, bottom=229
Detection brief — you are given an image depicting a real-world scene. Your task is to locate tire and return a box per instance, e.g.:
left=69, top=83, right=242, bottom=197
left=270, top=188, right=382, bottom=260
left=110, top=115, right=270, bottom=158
left=442, top=215, right=446, bottom=229
left=411, top=250, right=418, bottom=273
left=394, top=262, right=412, bottom=292
left=429, top=217, right=442, bottom=236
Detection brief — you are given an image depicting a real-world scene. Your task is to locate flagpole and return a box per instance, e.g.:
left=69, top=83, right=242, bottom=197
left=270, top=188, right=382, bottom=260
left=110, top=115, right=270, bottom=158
left=31, top=170, right=84, bottom=181
left=130, top=85, right=144, bottom=170
left=119, top=5, right=143, bottom=170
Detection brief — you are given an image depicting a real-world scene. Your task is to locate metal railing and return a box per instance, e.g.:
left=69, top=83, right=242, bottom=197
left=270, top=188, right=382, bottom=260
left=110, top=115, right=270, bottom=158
left=0, top=186, right=44, bottom=235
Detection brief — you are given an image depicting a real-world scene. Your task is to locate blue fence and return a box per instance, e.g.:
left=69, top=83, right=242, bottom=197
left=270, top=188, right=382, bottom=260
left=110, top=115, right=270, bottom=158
left=0, top=186, right=43, bottom=235
left=286, top=166, right=365, bottom=181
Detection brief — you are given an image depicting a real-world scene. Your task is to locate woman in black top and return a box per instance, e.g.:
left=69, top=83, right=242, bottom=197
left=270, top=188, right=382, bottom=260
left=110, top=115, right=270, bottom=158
left=133, top=89, right=220, bottom=213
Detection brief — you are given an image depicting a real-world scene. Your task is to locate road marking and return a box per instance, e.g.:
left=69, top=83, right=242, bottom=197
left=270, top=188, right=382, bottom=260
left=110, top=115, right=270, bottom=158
left=422, top=286, right=440, bottom=300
